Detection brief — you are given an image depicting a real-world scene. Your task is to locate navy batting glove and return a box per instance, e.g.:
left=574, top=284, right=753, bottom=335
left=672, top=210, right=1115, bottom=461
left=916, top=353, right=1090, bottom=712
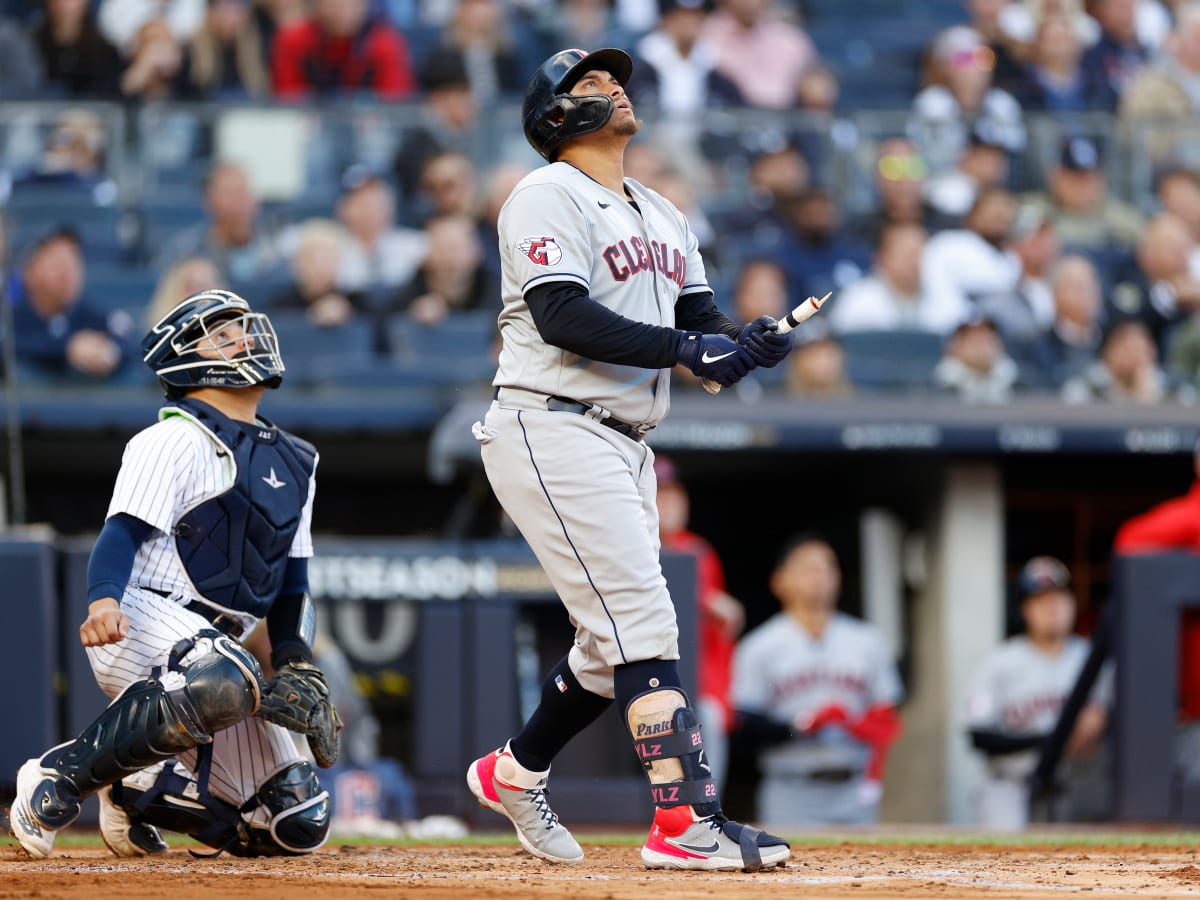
left=676, top=332, right=755, bottom=387
left=737, top=315, right=793, bottom=368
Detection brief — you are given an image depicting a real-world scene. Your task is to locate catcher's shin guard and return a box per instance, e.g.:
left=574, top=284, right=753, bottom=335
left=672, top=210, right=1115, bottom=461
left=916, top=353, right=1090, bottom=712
left=42, top=633, right=261, bottom=799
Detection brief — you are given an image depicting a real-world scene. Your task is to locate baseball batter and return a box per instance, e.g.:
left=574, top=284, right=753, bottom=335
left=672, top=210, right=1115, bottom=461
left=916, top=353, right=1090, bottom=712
left=466, top=48, right=794, bottom=872
left=8, top=290, right=340, bottom=859
left=965, top=556, right=1111, bottom=831
left=732, top=535, right=904, bottom=826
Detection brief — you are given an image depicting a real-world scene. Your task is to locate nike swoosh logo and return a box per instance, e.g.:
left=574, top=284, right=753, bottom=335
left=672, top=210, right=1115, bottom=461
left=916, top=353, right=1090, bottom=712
left=675, top=839, right=720, bottom=854
left=598, top=201, right=610, bottom=209
left=700, top=349, right=736, bottom=363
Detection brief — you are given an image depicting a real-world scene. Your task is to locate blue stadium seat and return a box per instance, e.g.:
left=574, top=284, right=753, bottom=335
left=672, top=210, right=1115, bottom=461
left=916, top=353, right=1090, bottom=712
left=307, top=354, right=495, bottom=390
left=268, top=311, right=377, bottom=387
left=85, top=265, right=160, bottom=313
left=839, top=329, right=944, bottom=391
left=386, top=310, right=498, bottom=363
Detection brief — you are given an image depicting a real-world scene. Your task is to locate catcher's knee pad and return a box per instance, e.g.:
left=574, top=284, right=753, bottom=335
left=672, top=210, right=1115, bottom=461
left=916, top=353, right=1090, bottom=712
left=46, top=631, right=262, bottom=797
left=250, top=762, right=330, bottom=855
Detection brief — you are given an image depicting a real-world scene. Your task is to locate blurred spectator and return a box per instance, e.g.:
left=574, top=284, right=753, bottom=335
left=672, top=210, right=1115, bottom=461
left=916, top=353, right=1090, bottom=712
left=729, top=257, right=787, bottom=324
left=654, top=454, right=745, bottom=792
left=924, top=123, right=1013, bottom=221
left=1019, top=136, right=1145, bottom=261
left=909, top=24, right=1026, bottom=176
left=784, top=323, right=854, bottom=399
left=1106, top=212, right=1200, bottom=349
left=732, top=535, right=903, bottom=826
left=965, top=555, right=1111, bottom=831
left=414, top=150, right=479, bottom=224
left=119, top=18, right=183, bottom=99
left=146, top=254, right=223, bottom=325
left=154, top=161, right=286, bottom=283
left=438, top=0, right=524, bottom=104
left=175, top=0, right=269, bottom=99
left=1082, top=0, right=1153, bottom=99
left=846, top=137, right=948, bottom=248
left=97, top=0, right=201, bottom=54
left=0, top=16, right=42, bottom=95
left=478, top=161, right=532, bottom=278
left=830, top=224, right=956, bottom=335
left=624, top=143, right=718, bottom=267
left=1016, top=253, right=1105, bottom=388
left=1007, top=12, right=1118, bottom=111
left=1120, top=2, right=1200, bottom=169
left=720, top=142, right=810, bottom=245
left=393, top=212, right=498, bottom=325
left=1062, top=318, right=1197, bottom=402
left=333, top=165, right=426, bottom=295
left=769, top=187, right=871, bottom=308
left=932, top=315, right=1023, bottom=403
left=921, top=185, right=1022, bottom=330
left=1156, top=167, right=1200, bottom=279
left=271, top=0, right=415, bottom=100
left=11, top=109, right=117, bottom=206
left=795, top=62, right=839, bottom=114
left=271, top=218, right=363, bottom=326
left=701, top=0, right=818, bottom=109
left=7, top=226, right=132, bottom=380
left=390, top=47, right=479, bottom=215
left=997, top=0, right=1099, bottom=64
left=986, top=202, right=1061, bottom=348
left=31, top=0, right=122, bottom=97
left=626, top=0, right=743, bottom=117
left=529, top=0, right=632, bottom=86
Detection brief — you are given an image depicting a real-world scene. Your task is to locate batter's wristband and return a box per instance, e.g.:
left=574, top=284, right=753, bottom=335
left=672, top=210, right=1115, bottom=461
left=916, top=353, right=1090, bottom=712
left=633, top=723, right=704, bottom=762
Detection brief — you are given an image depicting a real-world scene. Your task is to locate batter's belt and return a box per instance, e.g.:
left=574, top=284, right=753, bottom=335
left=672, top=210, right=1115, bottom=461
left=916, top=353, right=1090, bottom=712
left=494, top=387, right=651, bottom=442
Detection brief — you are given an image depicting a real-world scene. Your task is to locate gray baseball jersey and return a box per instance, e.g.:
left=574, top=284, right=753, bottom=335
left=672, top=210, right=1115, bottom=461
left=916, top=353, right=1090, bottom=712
left=493, top=162, right=710, bottom=426
left=732, top=612, right=903, bottom=779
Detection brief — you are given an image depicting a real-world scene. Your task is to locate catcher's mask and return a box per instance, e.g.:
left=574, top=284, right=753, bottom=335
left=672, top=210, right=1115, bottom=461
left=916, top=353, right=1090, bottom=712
left=522, top=47, right=633, bottom=161
left=143, top=289, right=284, bottom=399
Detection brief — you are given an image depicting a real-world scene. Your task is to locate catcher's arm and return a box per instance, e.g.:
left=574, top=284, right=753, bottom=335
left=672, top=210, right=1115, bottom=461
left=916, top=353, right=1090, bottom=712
left=259, top=559, right=342, bottom=767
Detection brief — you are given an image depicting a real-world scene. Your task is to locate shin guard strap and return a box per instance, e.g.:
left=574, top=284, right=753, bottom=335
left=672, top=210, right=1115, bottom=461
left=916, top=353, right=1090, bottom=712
left=649, top=777, right=718, bottom=808
left=737, top=823, right=764, bottom=872
left=633, top=722, right=703, bottom=764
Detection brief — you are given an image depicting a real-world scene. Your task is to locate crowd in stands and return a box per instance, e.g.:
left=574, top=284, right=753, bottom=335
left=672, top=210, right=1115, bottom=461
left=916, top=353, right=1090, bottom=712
left=4, top=0, right=1200, bottom=405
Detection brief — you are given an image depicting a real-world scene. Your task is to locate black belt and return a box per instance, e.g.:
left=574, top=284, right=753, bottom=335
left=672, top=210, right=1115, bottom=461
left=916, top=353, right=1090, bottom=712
left=545, top=396, right=648, bottom=443
left=805, top=768, right=859, bottom=784
left=183, top=601, right=246, bottom=639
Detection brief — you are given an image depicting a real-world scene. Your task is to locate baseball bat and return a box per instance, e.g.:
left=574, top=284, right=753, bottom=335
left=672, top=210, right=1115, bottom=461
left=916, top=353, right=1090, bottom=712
left=701, top=292, right=832, bottom=395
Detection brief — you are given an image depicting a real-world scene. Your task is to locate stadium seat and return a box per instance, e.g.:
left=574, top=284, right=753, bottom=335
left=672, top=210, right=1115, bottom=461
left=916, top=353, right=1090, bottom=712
left=268, top=311, right=378, bottom=387
left=387, top=310, right=498, bottom=363
left=839, top=329, right=944, bottom=392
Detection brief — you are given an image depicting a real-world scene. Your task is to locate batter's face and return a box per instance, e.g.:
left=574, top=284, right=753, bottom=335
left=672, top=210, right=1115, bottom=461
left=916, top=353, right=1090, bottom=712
left=569, top=69, right=639, bottom=138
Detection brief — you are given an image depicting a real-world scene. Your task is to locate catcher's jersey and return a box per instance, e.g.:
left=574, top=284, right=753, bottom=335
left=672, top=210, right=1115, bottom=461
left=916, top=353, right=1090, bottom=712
left=493, top=162, right=711, bottom=426
left=732, top=612, right=903, bottom=777
left=965, top=635, right=1111, bottom=778
left=106, top=411, right=316, bottom=607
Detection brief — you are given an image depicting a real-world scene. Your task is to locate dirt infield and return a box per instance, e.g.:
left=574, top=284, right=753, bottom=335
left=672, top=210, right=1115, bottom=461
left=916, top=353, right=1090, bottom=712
left=5, top=836, right=1200, bottom=899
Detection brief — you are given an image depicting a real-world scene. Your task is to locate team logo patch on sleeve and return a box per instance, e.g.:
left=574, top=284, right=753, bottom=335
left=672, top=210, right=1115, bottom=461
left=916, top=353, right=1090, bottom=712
left=517, top=236, right=563, bottom=266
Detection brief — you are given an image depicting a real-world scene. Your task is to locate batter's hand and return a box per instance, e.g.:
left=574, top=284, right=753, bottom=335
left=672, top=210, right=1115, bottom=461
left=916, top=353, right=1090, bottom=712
left=737, top=316, right=793, bottom=368
left=676, top=332, right=754, bottom=387
left=80, top=597, right=130, bottom=647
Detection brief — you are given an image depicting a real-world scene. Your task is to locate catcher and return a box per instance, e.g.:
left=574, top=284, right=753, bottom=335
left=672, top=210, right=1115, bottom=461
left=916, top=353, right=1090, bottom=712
left=8, top=289, right=341, bottom=859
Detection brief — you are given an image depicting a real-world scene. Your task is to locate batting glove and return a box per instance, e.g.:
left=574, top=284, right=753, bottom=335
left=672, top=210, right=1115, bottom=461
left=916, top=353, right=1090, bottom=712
left=737, top=315, right=793, bottom=368
left=676, top=332, right=755, bottom=387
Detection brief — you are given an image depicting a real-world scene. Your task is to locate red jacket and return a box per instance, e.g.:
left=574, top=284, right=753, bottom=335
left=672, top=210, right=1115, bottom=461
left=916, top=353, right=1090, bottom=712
left=663, top=529, right=735, bottom=728
left=1113, top=481, right=1200, bottom=719
left=272, top=19, right=415, bottom=100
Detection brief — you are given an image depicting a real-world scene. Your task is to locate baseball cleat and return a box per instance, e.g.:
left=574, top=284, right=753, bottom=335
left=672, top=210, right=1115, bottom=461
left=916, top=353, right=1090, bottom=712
left=8, top=755, right=82, bottom=859
left=98, top=774, right=169, bottom=858
left=641, top=804, right=791, bottom=872
left=467, top=745, right=584, bottom=864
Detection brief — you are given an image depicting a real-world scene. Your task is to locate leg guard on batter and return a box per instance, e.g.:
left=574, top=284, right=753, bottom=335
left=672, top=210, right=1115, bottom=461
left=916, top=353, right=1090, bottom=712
left=110, top=760, right=330, bottom=857
left=28, top=632, right=261, bottom=829
left=616, top=660, right=790, bottom=872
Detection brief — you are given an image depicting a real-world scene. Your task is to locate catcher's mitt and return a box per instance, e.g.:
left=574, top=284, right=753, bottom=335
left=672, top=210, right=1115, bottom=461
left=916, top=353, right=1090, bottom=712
left=258, top=660, right=342, bottom=767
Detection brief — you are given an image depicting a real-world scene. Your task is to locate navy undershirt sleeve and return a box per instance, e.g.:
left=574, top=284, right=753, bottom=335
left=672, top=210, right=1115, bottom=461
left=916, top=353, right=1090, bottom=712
left=674, top=290, right=742, bottom=340
left=86, top=513, right=155, bottom=603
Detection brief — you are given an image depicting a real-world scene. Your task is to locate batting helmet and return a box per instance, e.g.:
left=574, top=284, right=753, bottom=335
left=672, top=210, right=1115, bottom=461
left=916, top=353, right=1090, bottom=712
left=523, top=47, right=633, bottom=161
left=143, top=289, right=284, bottom=398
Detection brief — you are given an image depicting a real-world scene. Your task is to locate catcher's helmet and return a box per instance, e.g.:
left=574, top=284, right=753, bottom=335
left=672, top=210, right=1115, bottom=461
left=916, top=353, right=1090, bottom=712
left=143, top=289, right=284, bottom=398
left=523, top=47, right=633, bottom=161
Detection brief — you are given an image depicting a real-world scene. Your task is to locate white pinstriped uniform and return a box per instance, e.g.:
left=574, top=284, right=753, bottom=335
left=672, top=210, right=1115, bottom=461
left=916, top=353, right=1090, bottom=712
left=86, top=409, right=317, bottom=810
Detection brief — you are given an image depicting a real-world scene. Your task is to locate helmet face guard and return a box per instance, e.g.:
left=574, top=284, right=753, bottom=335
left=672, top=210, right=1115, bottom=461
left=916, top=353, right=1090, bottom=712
left=522, top=48, right=634, bottom=161
left=143, top=290, right=285, bottom=396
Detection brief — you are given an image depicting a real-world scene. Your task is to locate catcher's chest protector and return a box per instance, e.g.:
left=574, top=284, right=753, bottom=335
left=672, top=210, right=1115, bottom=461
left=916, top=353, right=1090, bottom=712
left=168, top=398, right=316, bottom=617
